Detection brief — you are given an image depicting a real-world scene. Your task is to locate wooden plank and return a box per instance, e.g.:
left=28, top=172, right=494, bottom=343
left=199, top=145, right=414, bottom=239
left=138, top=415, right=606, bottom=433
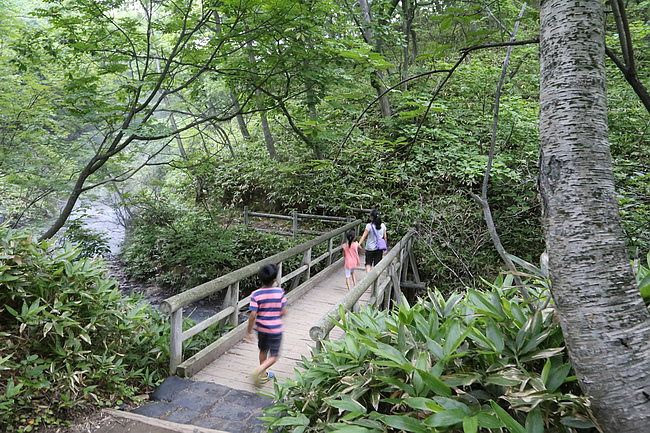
left=176, top=322, right=247, bottom=378
left=285, top=258, right=343, bottom=304
left=281, top=264, right=308, bottom=284
left=248, top=211, right=294, bottom=221
left=238, top=295, right=251, bottom=309
left=181, top=306, right=235, bottom=341
left=312, top=250, right=331, bottom=266
left=104, top=409, right=230, bottom=433
left=297, top=213, right=348, bottom=222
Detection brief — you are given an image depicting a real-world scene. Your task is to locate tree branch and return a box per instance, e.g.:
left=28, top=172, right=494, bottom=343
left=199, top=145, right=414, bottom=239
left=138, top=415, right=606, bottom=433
left=474, top=2, right=532, bottom=303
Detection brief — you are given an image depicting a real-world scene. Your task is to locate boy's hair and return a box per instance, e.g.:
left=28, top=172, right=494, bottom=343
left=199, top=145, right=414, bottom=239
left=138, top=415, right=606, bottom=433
left=346, top=229, right=355, bottom=247
left=258, top=264, right=279, bottom=286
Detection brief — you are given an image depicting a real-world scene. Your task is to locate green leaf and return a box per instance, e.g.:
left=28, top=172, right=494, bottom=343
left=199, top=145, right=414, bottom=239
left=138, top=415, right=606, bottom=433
left=489, top=401, right=526, bottom=433
left=486, top=321, right=505, bottom=353
left=546, top=363, right=572, bottom=392
left=381, top=415, right=428, bottom=433
left=330, top=426, right=375, bottom=433
left=326, top=396, right=367, bottom=414
left=424, top=409, right=467, bottom=427
left=443, top=319, right=466, bottom=356
left=477, top=412, right=504, bottom=428
left=463, top=415, right=479, bottom=433
left=273, top=414, right=310, bottom=427
left=525, top=408, right=544, bottom=433
left=520, top=347, right=565, bottom=362
left=403, top=397, right=440, bottom=412
left=370, top=340, right=409, bottom=365
left=416, top=369, right=452, bottom=397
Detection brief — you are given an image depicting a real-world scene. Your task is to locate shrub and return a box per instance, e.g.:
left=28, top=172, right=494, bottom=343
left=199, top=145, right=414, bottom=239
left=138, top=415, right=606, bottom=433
left=635, top=252, right=650, bottom=303
left=263, top=274, right=599, bottom=433
left=62, top=219, right=111, bottom=258
left=121, top=203, right=298, bottom=294
left=0, top=227, right=169, bottom=432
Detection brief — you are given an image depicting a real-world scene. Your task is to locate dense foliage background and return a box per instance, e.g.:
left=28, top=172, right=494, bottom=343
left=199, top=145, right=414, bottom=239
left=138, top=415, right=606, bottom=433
left=0, top=0, right=647, bottom=430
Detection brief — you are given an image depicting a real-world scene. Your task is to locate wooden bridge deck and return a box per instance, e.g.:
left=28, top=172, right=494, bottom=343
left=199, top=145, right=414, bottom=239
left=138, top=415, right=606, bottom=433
left=193, top=259, right=370, bottom=392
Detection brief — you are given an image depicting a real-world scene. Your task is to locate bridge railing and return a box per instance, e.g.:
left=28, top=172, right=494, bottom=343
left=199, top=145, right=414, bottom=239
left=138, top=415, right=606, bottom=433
left=243, top=207, right=352, bottom=237
left=161, top=219, right=362, bottom=376
left=309, top=230, right=421, bottom=350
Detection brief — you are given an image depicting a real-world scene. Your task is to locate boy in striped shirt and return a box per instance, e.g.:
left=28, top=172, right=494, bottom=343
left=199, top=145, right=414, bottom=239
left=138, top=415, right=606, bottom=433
left=246, top=264, right=287, bottom=386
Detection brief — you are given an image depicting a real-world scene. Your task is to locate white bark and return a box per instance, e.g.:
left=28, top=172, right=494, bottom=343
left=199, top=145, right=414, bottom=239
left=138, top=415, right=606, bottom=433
left=539, top=0, right=650, bottom=431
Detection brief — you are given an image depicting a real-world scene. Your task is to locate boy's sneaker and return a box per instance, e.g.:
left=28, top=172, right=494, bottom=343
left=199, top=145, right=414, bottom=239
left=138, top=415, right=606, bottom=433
left=252, top=370, right=275, bottom=387
left=260, top=371, right=275, bottom=384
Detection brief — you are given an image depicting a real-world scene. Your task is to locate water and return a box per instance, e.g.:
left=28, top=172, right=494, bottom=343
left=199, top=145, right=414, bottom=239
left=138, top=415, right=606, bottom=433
left=76, top=198, right=218, bottom=322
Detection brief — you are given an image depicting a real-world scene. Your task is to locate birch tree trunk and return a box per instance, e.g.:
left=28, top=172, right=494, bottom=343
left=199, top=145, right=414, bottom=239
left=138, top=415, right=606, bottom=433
left=539, top=0, right=650, bottom=431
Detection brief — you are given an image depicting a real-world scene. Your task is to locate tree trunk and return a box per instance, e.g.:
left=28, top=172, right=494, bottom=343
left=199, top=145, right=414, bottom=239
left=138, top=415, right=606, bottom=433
left=357, top=0, right=392, bottom=117
left=539, top=0, right=650, bottom=431
left=230, top=90, right=251, bottom=139
left=401, top=0, right=411, bottom=91
left=259, top=108, right=276, bottom=159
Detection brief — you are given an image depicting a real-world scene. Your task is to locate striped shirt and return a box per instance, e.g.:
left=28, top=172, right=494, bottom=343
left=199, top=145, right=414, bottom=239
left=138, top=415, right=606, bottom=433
left=249, top=286, right=287, bottom=334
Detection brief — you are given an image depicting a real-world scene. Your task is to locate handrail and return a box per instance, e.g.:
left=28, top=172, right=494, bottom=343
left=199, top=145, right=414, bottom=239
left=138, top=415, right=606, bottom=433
left=309, top=230, right=415, bottom=343
left=163, top=219, right=362, bottom=374
left=161, top=219, right=361, bottom=314
left=243, top=207, right=352, bottom=238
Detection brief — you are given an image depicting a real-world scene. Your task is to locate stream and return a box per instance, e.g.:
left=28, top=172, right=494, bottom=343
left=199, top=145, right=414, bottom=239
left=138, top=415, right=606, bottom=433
left=77, top=199, right=218, bottom=322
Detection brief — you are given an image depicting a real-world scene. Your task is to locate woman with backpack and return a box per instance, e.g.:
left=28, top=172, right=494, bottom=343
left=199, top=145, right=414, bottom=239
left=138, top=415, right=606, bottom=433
left=358, top=209, right=388, bottom=272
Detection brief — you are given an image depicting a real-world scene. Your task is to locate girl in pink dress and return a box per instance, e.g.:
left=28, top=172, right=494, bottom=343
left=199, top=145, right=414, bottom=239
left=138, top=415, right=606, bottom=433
left=342, top=229, right=362, bottom=289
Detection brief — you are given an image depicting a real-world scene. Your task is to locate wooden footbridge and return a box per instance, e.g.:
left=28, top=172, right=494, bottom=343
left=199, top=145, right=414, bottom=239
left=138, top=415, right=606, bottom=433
left=160, top=218, right=422, bottom=392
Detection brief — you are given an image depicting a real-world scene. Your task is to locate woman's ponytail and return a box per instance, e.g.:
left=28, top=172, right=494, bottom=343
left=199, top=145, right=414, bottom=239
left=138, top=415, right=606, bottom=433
left=370, top=209, right=382, bottom=230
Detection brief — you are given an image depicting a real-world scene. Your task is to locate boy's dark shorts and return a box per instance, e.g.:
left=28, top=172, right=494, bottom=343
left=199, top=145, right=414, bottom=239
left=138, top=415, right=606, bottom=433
left=258, top=332, right=282, bottom=357
left=365, top=249, right=384, bottom=266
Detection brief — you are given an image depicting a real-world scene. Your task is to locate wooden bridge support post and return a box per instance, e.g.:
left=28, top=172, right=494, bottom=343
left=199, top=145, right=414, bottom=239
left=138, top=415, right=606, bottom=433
left=292, top=211, right=298, bottom=239
left=372, top=279, right=379, bottom=308
left=226, top=282, right=239, bottom=327
left=409, top=250, right=421, bottom=284
left=390, top=262, right=402, bottom=305
left=244, top=206, right=249, bottom=227
left=170, top=308, right=183, bottom=374
left=383, top=270, right=392, bottom=310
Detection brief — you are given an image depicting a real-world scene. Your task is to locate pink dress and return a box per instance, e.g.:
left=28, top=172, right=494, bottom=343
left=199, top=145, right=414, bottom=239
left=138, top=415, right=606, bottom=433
left=343, top=242, right=360, bottom=270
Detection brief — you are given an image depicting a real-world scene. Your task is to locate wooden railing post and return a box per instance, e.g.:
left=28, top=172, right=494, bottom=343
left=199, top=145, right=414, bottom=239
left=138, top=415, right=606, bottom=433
left=304, top=247, right=312, bottom=280
left=170, top=308, right=183, bottom=374
left=277, top=262, right=283, bottom=288
left=292, top=210, right=298, bottom=239
left=327, top=238, right=333, bottom=266
left=226, top=282, right=239, bottom=326
left=244, top=206, right=249, bottom=226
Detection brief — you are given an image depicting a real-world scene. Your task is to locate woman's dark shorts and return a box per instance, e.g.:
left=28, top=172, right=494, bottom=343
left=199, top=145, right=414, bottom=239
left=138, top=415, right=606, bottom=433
left=365, top=249, right=384, bottom=266
left=258, top=332, right=282, bottom=357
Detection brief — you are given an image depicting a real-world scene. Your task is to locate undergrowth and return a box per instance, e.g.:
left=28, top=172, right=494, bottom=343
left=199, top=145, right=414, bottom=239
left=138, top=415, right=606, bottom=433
left=0, top=225, right=236, bottom=431
left=263, top=272, right=600, bottom=433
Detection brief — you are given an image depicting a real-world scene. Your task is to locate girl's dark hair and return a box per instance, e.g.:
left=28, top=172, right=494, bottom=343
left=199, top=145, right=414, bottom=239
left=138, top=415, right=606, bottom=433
left=258, top=264, right=278, bottom=286
left=346, top=229, right=355, bottom=247
left=370, top=209, right=382, bottom=229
